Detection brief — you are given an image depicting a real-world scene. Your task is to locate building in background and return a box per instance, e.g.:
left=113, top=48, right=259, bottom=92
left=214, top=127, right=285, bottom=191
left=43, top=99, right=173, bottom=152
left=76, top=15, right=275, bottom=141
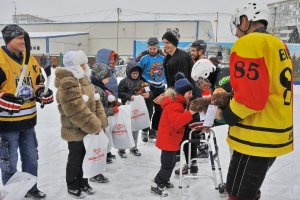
left=13, top=14, right=54, bottom=24
left=268, top=0, right=300, bottom=42
left=0, top=20, right=214, bottom=57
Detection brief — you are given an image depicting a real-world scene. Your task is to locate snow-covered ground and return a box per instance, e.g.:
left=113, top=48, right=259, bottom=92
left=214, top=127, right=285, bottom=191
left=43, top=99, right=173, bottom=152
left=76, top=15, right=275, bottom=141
left=3, top=76, right=300, bottom=200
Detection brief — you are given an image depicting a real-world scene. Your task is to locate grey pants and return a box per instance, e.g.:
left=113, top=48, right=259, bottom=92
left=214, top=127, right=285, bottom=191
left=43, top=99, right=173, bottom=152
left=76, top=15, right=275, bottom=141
left=120, top=131, right=139, bottom=151
left=132, top=131, right=139, bottom=148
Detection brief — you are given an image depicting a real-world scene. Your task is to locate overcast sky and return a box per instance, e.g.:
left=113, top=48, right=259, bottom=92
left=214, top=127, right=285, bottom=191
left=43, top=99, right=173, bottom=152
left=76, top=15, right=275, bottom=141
left=0, top=0, right=278, bottom=42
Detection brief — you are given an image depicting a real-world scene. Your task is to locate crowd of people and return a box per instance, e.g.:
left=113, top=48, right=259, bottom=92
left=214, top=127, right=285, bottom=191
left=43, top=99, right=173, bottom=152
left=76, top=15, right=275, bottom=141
left=0, top=1, right=294, bottom=200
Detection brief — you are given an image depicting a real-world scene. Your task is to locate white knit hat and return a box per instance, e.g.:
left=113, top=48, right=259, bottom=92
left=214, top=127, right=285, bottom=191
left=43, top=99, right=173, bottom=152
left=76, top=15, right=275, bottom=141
left=63, top=50, right=88, bottom=79
left=63, top=50, right=88, bottom=67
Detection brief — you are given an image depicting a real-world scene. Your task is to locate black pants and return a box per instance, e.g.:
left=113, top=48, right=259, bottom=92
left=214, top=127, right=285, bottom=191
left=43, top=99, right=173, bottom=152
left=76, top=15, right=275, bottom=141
left=181, top=129, right=199, bottom=164
left=66, top=141, right=88, bottom=190
left=226, top=150, right=276, bottom=199
left=155, top=150, right=177, bottom=184
left=143, top=86, right=164, bottom=132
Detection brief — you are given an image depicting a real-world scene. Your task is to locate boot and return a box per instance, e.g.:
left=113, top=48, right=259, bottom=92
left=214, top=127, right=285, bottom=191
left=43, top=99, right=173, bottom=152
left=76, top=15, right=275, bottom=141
left=89, top=174, right=109, bottom=183
left=149, top=129, right=157, bottom=140
left=118, top=149, right=127, bottom=158
left=25, top=189, right=46, bottom=199
left=141, top=130, right=148, bottom=142
left=130, top=147, right=141, bottom=156
left=151, top=180, right=168, bottom=197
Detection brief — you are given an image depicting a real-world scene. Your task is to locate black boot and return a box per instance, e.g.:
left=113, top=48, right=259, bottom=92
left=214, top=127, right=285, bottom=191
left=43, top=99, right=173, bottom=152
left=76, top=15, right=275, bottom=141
left=25, top=189, right=46, bottom=199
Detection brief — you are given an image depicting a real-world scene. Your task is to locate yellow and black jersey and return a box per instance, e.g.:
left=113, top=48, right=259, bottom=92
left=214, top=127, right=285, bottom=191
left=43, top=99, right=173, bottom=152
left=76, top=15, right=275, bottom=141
left=0, top=46, right=44, bottom=131
left=222, top=30, right=293, bottom=157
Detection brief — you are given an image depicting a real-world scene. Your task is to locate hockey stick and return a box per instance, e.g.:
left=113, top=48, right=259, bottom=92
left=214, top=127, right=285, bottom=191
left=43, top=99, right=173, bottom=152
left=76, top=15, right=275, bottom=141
left=40, top=62, right=51, bottom=108
left=14, top=32, right=31, bottom=97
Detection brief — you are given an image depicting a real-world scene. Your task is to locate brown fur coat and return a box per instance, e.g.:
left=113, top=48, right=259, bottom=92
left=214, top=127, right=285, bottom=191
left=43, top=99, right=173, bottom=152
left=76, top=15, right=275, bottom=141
left=55, top=67, right=108, bottom=142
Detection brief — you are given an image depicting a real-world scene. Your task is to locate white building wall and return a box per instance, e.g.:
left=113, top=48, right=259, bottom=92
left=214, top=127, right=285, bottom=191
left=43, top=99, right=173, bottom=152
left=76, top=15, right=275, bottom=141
left=49, top=34, right=89, bottom=55
left=0, top=20, right=215, bottom=56
left=30, top=38, right=46, bottom=54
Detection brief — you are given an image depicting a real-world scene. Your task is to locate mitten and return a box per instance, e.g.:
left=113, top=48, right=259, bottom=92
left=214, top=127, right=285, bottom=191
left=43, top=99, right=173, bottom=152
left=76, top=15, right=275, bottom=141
left=211, top=92, right=232, bottom=109
left=113, top=105, right=119, bottom=113
left=189, top=97, right=211, bottom=113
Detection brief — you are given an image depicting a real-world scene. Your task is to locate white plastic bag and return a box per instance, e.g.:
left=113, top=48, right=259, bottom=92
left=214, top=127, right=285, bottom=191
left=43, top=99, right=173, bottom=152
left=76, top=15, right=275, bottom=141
left=0, top=172, right=37, bottom=200
left=107, top=105, right=135, bottom=149
left=105, top=117, right=114, bottom=149
left=126, top=95, right=150, bottom=131
left=82, top=131, right=108, bottom=178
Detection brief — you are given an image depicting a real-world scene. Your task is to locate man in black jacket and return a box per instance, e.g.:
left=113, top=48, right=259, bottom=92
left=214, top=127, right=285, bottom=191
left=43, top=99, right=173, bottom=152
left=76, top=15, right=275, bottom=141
left=162, top=30, right=199, bottom=98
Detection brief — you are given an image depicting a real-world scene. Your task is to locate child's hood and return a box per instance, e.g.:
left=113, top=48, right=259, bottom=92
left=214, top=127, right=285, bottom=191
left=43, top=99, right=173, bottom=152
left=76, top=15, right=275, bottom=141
left=161, top=88, right=186, bottom=109
left=126, top=61, right=142, bottom=78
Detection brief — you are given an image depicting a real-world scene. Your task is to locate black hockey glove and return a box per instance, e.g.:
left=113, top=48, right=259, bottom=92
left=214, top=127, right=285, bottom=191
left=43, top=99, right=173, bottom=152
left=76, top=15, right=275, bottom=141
left=35, top=87, right=53, bottom=105
left=0, top=92, right=24, bottom=114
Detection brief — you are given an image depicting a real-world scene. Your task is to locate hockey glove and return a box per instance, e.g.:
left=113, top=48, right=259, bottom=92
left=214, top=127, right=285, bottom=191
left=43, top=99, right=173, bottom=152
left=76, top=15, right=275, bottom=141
left=35, top=87, right=54, bottom=105
left=0, top=92, right=24, bottom=114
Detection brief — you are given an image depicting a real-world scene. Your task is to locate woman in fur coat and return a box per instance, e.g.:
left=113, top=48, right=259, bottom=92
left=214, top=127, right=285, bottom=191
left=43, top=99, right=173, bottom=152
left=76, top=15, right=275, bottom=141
left=55, top=50, right=107, bottom=198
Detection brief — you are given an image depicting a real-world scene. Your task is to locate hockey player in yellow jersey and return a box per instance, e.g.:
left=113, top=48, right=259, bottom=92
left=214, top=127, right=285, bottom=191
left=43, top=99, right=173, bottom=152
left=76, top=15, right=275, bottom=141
left=0, top=24, right=53, bottom=199
left=215, top=1, right=294, bottom=200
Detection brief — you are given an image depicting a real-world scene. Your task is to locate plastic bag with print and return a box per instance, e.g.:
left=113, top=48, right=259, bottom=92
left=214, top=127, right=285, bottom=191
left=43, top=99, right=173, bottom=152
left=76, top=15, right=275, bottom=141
left=82, top=131, right=108, bottom=178
left=107, top=105, right=135, bottom=149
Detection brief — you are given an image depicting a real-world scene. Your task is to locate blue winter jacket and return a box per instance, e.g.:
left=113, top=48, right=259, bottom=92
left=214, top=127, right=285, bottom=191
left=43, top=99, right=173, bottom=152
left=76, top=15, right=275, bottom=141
left=139, top=53, right=165, bottom=88
left=96, top=48, right=118, bottom=98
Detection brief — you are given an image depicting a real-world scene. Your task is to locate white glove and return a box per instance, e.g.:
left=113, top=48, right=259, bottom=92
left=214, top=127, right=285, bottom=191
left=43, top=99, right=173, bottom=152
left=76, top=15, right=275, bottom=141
left=107, top=94, right=116, bottom=102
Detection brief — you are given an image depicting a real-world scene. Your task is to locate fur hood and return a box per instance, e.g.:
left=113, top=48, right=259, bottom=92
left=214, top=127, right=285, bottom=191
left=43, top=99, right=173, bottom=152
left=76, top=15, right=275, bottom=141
left=161, top=88, right=185, bottom=109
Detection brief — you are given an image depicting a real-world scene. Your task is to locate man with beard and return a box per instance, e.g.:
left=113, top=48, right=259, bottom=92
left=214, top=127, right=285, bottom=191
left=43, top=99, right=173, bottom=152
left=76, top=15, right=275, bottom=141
left=190, top=39, right=207, bottom=63
left=138, top=37, right=166, bottom=142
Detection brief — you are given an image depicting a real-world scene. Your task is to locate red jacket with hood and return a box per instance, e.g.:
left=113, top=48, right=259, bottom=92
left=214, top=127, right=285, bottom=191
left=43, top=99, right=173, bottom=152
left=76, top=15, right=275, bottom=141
left=156, top=89, right=193, bottom=151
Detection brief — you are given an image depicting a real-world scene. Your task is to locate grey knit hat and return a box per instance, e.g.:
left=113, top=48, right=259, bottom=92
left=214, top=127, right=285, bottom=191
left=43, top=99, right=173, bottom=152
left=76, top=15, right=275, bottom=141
left=91, top=63, right=111, bottom=80
left=1, top=24, right=25, bottom=44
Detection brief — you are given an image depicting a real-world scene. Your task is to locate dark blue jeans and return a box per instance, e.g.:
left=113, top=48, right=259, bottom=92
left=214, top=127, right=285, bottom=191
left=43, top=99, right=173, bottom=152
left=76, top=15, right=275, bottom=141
left=0, top=127, right=38, bottom=192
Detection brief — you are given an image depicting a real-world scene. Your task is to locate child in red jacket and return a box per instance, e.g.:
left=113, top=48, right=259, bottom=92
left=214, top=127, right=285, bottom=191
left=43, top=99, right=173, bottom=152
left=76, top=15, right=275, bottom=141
left=151, top=73, right=197, bottom=197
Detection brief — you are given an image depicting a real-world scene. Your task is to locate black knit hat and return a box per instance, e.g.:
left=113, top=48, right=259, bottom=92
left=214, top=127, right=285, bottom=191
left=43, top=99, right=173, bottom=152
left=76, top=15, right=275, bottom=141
left=162, top=31, right=179, bottom=47
left=174, top=72, right=193, bottom=95
left=1, top=24, right=25, bottom=44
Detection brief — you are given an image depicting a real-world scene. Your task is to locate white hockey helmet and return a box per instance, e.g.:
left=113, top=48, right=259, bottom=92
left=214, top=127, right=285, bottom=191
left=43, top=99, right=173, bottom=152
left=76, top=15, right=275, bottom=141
left=230, top=1, right=269, bottom=35
left=191, top=59, right=216, bottom=82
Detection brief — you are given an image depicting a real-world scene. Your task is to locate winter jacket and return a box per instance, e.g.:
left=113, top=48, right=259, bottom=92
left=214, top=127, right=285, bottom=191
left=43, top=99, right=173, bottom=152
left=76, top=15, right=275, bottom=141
left=139, top=52, right=165, bottom=88
left=0, top=46, right=44, bottom=132
left=163, top=48, right=200, bottom=98
left=156, top=89, right=193, bottom=151
left=96, top=49, right=118, bottom=98
left=91, top=63, right=115, bottom=117
left=223, top=29, right=293, bottom=157
left=55, top=67, right=107, bottom=142
left=118, top=62, right=149, bottom=105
